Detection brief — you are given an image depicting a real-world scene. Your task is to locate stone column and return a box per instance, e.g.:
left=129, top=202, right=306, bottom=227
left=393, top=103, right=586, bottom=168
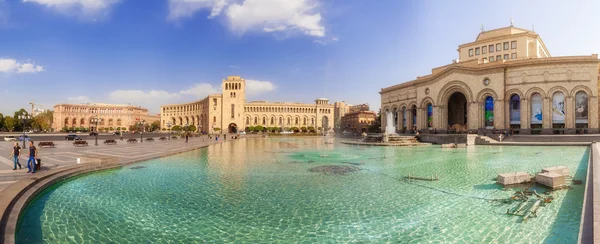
left=520, top=98, right=529, bottom=133
left=407, top=109, right=413, bottom=131
left=495, top=99, right=504, bottom=130
left=542, top=96, right=552, bottom=134
left=416, top=107, right=422, bottom=130
left=565, top=96, right=575, bottom=133
left=468, top=102, right=478, bottom=132
left=590, top=96, right=599, bottom=133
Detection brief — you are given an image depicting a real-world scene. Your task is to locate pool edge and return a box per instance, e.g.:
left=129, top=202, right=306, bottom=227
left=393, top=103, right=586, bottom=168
left=0, top=141, right=219, bottom=244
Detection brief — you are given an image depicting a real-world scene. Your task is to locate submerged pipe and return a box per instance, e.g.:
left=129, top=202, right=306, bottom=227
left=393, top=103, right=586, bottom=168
left=523, top=200, right=541, bottom=221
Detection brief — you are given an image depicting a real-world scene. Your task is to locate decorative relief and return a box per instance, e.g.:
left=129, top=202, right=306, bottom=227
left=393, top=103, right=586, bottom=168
left=425, top=88, right=430, bottom=95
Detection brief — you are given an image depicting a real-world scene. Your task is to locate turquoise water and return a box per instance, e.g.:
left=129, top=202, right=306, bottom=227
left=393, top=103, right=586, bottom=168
left=16, top=138, right=588, bottom=243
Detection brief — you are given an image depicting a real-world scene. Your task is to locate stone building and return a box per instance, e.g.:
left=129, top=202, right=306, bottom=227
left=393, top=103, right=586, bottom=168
left=341, top=110, right=377, bottom=133
left=53, top=103, right=160, bottom=131
left=333, top=101, right=351, bottom=131
left=160, top=76, right=335, bottom=133
left=349, top=104, right=370, bottom=113
left=380, top=25, right=600, bottom=134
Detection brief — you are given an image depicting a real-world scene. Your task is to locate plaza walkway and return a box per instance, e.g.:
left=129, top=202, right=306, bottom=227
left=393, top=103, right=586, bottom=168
left=0, top=135, right=226, bottom=191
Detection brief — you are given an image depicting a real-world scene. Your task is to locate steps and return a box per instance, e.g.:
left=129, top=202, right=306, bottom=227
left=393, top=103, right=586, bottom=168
left=475, top=136, right=498, bottom=145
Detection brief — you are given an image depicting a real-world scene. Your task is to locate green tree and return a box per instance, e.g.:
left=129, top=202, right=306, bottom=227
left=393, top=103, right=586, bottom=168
left=254, top=125, right=264, bottom=132
left=291, top=127, right=299, bottom=132
left=128, top=125, right=136, bottom=131
left=188, top=125, right=197, bottom=132
left=247, top=126, right=254, bottom=132
left=151, top=120, right=161, bottom=131
left=0, top=113, right=4, bottom=131
left=13, top=109, right=30, bottom=132
left=117, top=127, right=121, bottom=131
left=109, top=127, right=114, bottom=131
left=61, top=126, right=68, bottom=132
left=307, top=126, right=315, bottom=133
left=31, top=110, right=53, bottom=132
left=4, top=116, right=16, bottom=132
left=172, top=125, right=182, bottom=132
left=368, top=109, right=382, bottom=133
left=300, top=127, right=307, bottom=133
left=214, top=127, right=221, bottom=131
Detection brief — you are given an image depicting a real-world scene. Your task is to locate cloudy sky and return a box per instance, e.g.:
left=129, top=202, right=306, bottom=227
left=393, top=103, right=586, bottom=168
left=1, top=0, right=600, bottom=115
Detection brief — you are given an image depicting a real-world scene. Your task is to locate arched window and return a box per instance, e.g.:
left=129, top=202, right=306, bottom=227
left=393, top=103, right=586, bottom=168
left=262, top=117, right=266, bottom=125
left=287, top=117, right=291, bottom=125
left=426, top=103, right=433, bottom=128
left=246, top=117, right=250, bottom=125
left=271, top=117, right=274, bottom=125
left=303, top=117, right=307, bottom=125
left=213, top=116, right=216, bottom=123
left=530, top=93, right=543, bottom=129
left=552, top=92, right=565, bottom=127
left=509, top=94, right=521, bottom=127
left=402, top=107, right=407, bottom=130
left=575, top=91, right=589, bottom=126
left=279, top=117, right=283, bottom=125
left=311, top=117, right=315, bottom=125
left=484, top=96, right=494, bottom=128
left=254, top=117, right=258, bottom=124
left=393, top=108, right=398, bottom=127
left=295, top=117, right=299, bottom=125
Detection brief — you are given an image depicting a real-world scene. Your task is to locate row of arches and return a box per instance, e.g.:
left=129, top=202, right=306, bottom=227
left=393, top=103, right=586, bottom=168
left=63, top=117, right=122, bottom=127
left=385, top=85, right=592, bottom=131
left=244, top=106, right=331, bottom=114
left=245, top=115, right=330, bottom=129
left=225, top=82, right=241, bottom=90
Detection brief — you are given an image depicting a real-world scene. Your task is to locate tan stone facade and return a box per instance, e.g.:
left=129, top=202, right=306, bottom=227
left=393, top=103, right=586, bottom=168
left=341, top=111, right=376, bottom=133
left=161, top=76, right=335, bottom=133
left=380, top=26, right=600, bottom=134
left=53, top=103, right=160, bottom=131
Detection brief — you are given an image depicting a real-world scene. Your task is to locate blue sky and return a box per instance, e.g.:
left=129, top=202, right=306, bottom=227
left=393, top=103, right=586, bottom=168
left=1, top=0, right=600, bottom=115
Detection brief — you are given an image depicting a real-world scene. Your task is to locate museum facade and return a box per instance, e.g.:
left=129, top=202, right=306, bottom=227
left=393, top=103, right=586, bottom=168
left=380, top=25, right=600, bottom=134
left=53, top=103, right=160, bottom=131
left=160, top=76, right=335, bottom=133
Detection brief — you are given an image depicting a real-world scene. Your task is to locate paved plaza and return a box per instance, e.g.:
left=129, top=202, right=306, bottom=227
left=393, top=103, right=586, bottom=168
left=0, top=135, right=227, bottom=191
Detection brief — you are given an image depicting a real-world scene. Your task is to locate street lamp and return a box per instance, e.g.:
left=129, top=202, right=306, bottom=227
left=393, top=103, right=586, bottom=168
left=137, top=120, right=146, bottom=143
left=18, top=115, right=31, bottom=149
left=91, top=117, right=103, bottom=146
left=167, top=121, right=172, bottom=140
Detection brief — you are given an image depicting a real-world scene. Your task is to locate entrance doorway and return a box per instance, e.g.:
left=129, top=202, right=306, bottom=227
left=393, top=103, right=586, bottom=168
left=448, top=92, right=467, bottom=127
left=228, top=123, right=238, bottom=133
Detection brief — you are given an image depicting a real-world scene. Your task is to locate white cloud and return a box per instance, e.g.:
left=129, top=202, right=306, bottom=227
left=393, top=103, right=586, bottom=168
left=22, top=0, right=120, bottom=19
left=168, top=0, right=326, bottom=37
left=67, top=96, right=90, bottom=103
left=229, top=64, right=240, bottom=68
left=179, top=83, right=219, bottom=98
left=245, top=79, right=275, bottom=96
left=313, top=36, right=339, bottom=45
left=0, top=58, right=45, bottom=73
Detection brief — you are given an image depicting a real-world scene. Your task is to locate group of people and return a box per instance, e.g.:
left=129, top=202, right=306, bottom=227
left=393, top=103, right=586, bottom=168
left=10, top=141, right=38, bottom=173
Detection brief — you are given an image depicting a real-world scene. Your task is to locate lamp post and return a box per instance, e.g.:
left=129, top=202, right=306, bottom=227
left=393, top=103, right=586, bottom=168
left=91, top=117, right=103, bottom=146
left=18, top=115, right=31, bottom=149
left=167, top=121, right=172, bottom=140
left=137, top=120, right=145, bottom=143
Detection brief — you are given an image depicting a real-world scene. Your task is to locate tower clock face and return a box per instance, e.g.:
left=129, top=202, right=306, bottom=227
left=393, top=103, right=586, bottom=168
left=483, top=78, right=490, bottom=86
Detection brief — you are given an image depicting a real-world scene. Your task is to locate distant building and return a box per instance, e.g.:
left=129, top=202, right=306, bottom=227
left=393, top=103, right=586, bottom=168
left=53, top=103, right=160, bottom=131
left=348, top=104, right=369, bottom=113
left=160, top=76, right=336, bottom=133
left=32, top=108, right=46, bottom=117
left=341, top=111, right=377, bottom=133
left=333, top=101, right=351, bottom=131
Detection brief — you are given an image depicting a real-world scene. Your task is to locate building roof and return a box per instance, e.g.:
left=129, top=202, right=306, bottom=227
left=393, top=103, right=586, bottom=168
left=475, top=26, right=534, bottom=42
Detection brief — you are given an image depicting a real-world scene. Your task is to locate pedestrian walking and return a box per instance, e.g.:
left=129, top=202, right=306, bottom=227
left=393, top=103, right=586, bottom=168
left=27, top=141, right=37, bottom=173
left=120, top=131, right=124, bottom=141
left=185, top=133, right=189, bottom=143
left=10, top=142, right=22, bottom=170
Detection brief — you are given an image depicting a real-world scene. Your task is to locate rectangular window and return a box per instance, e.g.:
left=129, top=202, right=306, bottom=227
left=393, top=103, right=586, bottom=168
left=489, top=45, right=494, bottom=53
left=475, top=47, right=480, bottom=55
left=496, top=55, right=501, bottom=60
left=482, top=46, right=487, bottom=54
left=504, top=54, right=509, bottom=60
left=489, top=56, right=495, bottom=62
left=496, top=43, right=501, bottom=51
left=503, top=42, right=509, bottom=50
left=469, top=49, right=473, bottom=57
left=511, top=41, right=517, bottom=49
left=511, top=53, right=517, bottom=59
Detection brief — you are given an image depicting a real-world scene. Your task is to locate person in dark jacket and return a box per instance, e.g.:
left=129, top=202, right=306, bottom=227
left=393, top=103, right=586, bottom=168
left=10, top=142, right=22, bottom=170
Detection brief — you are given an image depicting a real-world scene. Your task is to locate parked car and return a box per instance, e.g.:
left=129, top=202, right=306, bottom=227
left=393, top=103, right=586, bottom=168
left=4, top=136, right=17, bottom=142
left=65, top=134, right=82, bottom=140
left=89, top=132, right=98, bottom=136
left=238, top=131, right=246, bottom=135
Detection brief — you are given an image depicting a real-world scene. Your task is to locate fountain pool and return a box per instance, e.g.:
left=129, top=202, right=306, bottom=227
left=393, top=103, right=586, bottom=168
left=16, top=138, right=588, bottom=243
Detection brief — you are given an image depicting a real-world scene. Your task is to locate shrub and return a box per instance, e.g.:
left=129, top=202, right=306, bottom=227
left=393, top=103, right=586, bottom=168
left=172, top=125, right=182, bottom=132
left=214, top=127, right=221, bottom=131
left=109, top=127, right=114, bottom=131
left=117, top=127, right=121, bottom=131
left=291, top=127, right=299, bottom=132
left=254, top=125, right=263, bottom=132
left=188, top=125, right=197, bottom=132
left=300, top=127, right=307, bottom=133
left=307, top=126, right=315, bottom=133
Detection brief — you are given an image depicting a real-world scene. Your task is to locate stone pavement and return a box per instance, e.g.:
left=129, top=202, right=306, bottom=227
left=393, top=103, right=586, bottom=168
left=0, top=135, right=226, bottom=191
